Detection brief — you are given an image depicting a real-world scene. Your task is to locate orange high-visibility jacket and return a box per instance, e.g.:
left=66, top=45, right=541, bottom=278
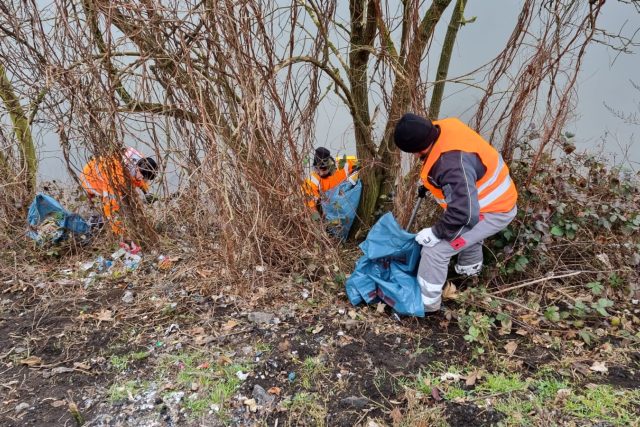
left=303, top=158, right=357, bottom=210
left=420, top=118, right=517, bottom=213
left=80, top=153, right=149, bottom=231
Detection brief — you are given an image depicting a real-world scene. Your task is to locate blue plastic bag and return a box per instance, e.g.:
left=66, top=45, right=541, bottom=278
left=345, top=212, right=425, bottom=317
left=322, top=179, right=362, bottom=240
left=27, top=193, right=91, bottom=244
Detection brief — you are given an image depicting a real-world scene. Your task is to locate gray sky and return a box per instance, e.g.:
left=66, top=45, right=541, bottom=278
left=314, top=0, right=640, bottom=167
left=36, top=1, right=640, bottom=183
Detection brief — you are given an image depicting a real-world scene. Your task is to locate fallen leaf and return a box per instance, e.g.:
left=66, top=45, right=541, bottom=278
left=51, top=400, right=66, bottom=408
left=20, top=356, right=43, bottom=367
left=572, top=362, right=591, bottom=376
left=216, top=355, right=232, bottom=366
left=431, top=387, right=443, bottom=401
left=595, top=253, right=612, bottom=268
left=197, top=361, right=211, bottom=369
left=277, top=340, right=291, bottom=352
left=442, top=282, right=458, bottom=300
left=243, top=398, right=257, bottom=412
left=312, top=325, right=324, bottom=334
left=555, top=388, right=572, bottom=401
left=222, top=320, right=238, bottom=331
left=465, top=370, right=480, bottom=386
left=390, top=406, right=403, bottom=424
left=589, top=361, right=608, bottom=373
left=95, top=309, right=114, bottom=322
left=348, top=310, right=357, bottom=320
left=189, top=327, right=205, bottom=335
left=515, top=328, right=528, bottom=336
left=267, top=386, right=281, bottom=396
left=73, top=362, right=91, bottom=370
left=376, top=302, right=386, bottom=313
left=504, top=341, right=518, bottom=356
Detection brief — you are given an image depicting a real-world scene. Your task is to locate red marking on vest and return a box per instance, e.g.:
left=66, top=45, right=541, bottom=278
left=479, top=214, right=485, bottom=221
left=450, top=237, right=466, bottom=250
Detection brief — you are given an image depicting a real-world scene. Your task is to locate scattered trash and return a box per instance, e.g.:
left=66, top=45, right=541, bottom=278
left=121, top=291, right=134, bottom=304
left=255, top=265, right=266, bottom=273
left=288, top=372, right=296, bottom=382
left=164, top=324, right=180, bottom=336
left=252, top=384, right=275, bottom=407
left=26, top=193, right=91, bottom=245
left=14, top=402, right=30, bottom=413
left=157, top=255, right=180, bottom=271
left=236, top=371, right=249, bottom=381
left=123, top=253, right=141, bottom=271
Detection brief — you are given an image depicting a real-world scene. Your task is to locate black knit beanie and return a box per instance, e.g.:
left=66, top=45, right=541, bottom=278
left=393, top=113, right=440, bottom=153
left=313, top=147, right=333, bottom=168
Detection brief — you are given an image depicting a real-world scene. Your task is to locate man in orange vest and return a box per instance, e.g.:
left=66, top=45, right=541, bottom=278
left=303, top=147, right=358, bottom=220
left=80, top=147, right=158, bottom=234
left=394, top=113, right=518, bottom=313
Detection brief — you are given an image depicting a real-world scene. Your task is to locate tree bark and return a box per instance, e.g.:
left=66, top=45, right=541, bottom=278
left=0, top=63, right=37, bottom=202
left=429, top=0, right=468, bottom=119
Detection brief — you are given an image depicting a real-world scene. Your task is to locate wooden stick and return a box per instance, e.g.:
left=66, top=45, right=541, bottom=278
left=492, top=271, right=584, bottom=295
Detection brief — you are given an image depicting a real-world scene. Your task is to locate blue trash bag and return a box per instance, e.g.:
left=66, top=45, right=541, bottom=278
left=27, top=193, right=91, bottom=244
left=322, top=179, right=362, bottom=240
left=345, top=212, right=425, bottom=317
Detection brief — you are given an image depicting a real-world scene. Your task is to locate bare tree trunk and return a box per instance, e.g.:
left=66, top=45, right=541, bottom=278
left=0, top=63, right=37, bottom=204
left=429, top=0, right=468, bottom=119
left=349, top=0, right=379, bottom=234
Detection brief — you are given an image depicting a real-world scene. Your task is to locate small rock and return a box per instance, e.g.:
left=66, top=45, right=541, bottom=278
left=248, top=312, right=274, bottom=325
left=243, top=398, right=258, bottom=412
left=252, top=384, right=276, bottom=408
left=340, top=396, right=369, bottom=409
left=344, top=319, right=358, bottom=330
left=15, top=402, right=30, bottom=413
left=121, top=291, right=134, bottom=304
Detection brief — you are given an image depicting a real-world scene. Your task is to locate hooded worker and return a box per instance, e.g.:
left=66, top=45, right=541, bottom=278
left=303, top=147, right=358, bottom=220
left=80, top=146, right=158, bottom=234
left=394, top=113, right=518, bottom=314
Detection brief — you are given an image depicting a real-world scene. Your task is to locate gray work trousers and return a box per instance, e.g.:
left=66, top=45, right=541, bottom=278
left=417, top=206, right=517, bottom=312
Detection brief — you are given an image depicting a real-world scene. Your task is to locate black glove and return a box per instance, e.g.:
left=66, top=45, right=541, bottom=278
left=417, top=185, right=428, bottom=199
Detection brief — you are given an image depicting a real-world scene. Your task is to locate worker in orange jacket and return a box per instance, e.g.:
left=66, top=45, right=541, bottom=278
left=80, top=147, right=158, bottom=234
left=303, top=147, right=358, bottom=220
left=394, top=113, right=518, bottom=314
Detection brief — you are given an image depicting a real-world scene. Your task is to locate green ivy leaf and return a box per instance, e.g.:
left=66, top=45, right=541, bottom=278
left=591, top=298, right=613, bottom=317
left=550, top=226, right=564, bottom=236
left=578, top=329, right=594, bottom=345
left=544, top=306, right=560, bottom=322
left=586, top=281, right=604, bottom=295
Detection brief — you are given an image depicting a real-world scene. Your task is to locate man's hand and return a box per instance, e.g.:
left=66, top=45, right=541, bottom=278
left=415, top=227, right=440, bottom=247
left=144, top=193, right=159, bottom=204
left=417, top=185, right=428, bottom=199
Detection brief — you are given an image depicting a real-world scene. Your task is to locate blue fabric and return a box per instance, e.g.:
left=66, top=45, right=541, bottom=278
left=27, top=193, right=91, bottom=243
left=345, top=212, right=425, bottom=317
left=322, top=179, right=362, bottom=240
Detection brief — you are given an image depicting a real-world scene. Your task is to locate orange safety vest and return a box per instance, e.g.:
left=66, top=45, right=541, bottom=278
left=80, top=153, right=149, bottom=234
left=304, top=158, right=357, bottom=209
left=420, top=118, right=517, bottom=213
